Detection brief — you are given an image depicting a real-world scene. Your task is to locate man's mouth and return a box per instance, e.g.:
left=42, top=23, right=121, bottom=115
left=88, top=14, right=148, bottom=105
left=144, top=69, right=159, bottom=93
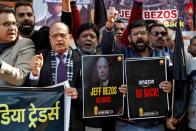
left=137, top=38, right=144, bottom=42
left=136, top=39, right=144, bottom=45
left=137, top=42, right=144, bottom=45
left=116, top=34, right=122, bottom=37
left=84, top=43, right=91, bottom=48
left=157, top=39, right=164, bottom=42
left=8, top=32, right=15, bottom=36
left=22, top=25, right=32, bottom=28
left=56, top=43, right=64, bottom=46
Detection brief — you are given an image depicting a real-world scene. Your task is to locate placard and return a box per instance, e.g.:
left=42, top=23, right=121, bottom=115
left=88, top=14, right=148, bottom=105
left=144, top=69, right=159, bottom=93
left=82, top=54, right=124, bottom=118
left=125, top=57, right=169, bottom=120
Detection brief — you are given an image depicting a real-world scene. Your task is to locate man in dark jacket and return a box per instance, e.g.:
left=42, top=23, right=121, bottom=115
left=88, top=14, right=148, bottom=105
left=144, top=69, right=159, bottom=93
left=116, top=19, right=172, bottom=131
left=25, top=21, right=83, bottom=131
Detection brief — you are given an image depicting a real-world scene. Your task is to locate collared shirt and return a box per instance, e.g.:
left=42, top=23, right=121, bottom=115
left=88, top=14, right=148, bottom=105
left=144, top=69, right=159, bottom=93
left=29, top=50, right=69, bottom=82
left=124, top=45, right=168, bottom=58
left=55, top=51, right=68, bottom=84
left=123, top=45, right=173, bottom=66
left=100, top=80, right=109, bottom=87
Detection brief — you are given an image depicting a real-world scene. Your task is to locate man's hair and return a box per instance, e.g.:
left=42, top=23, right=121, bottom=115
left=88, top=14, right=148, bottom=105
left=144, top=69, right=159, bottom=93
left=190, top=36, right=196, bottom=45
left=97, top=57, right=109, bottom=66
left=114, top=19, right=124, bottom=24
left=148, top=23, right=168, bottom=34
left=14, top=2, right=33, bottom=12
left=0, top=7, right=14, bottom=15
left=128, top=19, right=146, bottom=34
left=77, top=22, right=99, bottom=39
left=49, top=21, right=70, bottom=34
left=96, top=57, right=109, bottom=72
left=145, top=20, right=158, bottom=29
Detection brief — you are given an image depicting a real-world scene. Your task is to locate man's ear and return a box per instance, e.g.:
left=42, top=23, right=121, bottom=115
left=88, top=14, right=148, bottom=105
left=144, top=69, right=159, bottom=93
left=76, top=39, right=79, bottom=45
left=33, top=15, right=36, bottom=23
left=49, top=35, right=52, bottom=41
left=188, top=45, right=192, bottom=54
left=128, top=35, right=132, bottom=43
left=69, top=34, right=72, bottom=39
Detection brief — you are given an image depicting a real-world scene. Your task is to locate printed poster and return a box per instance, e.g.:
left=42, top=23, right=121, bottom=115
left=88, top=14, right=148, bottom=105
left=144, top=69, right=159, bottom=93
left=125, top=57, right=169, bottom=120
left=82, top=54, right=124, bottom=118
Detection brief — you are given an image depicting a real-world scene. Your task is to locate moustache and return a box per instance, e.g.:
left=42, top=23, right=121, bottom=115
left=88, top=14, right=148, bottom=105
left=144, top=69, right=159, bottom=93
left=22, top=20, right=33, bottom=25
left=136, top=39, right=144, bottom=43
left=157, top=38, right=166, bottom=41
left=84, top=39, right=93, bottom=43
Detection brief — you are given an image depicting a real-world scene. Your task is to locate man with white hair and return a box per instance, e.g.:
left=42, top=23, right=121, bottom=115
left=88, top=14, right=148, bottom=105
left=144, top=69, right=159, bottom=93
left=96, top=57, right=110, bottom=86
left=25, top=21, right=83, bottom=131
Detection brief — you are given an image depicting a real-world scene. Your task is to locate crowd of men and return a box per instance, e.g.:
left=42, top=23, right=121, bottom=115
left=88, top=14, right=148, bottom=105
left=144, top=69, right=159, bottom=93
left=0, top=0, right=195, bottom=131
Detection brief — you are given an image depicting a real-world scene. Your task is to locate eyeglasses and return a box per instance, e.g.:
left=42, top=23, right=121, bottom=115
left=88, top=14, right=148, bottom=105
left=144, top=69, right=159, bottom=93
left=51, top=33, right=69, bottom=39
left=151, top=31, right=167, bottom=37
left=0, top=22, right=18, bottom=27
left=131, top=31, right=148, bottom=36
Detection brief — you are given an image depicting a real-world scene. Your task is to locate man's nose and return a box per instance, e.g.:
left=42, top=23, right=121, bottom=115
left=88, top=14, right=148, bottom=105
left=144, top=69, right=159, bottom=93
left=56, top=35, right=63, bottom=41
left=86, top=35, right=91, bottom=39
left=86, top=35, right=92, bottom=40
left=137, top=33, right=142, bottom=38
left=8, top=24, right=17, bottom=30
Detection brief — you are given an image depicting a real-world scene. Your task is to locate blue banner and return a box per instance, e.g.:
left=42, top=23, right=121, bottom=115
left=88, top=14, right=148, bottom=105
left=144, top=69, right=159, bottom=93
left=0, top=85, right=64, bottom=131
